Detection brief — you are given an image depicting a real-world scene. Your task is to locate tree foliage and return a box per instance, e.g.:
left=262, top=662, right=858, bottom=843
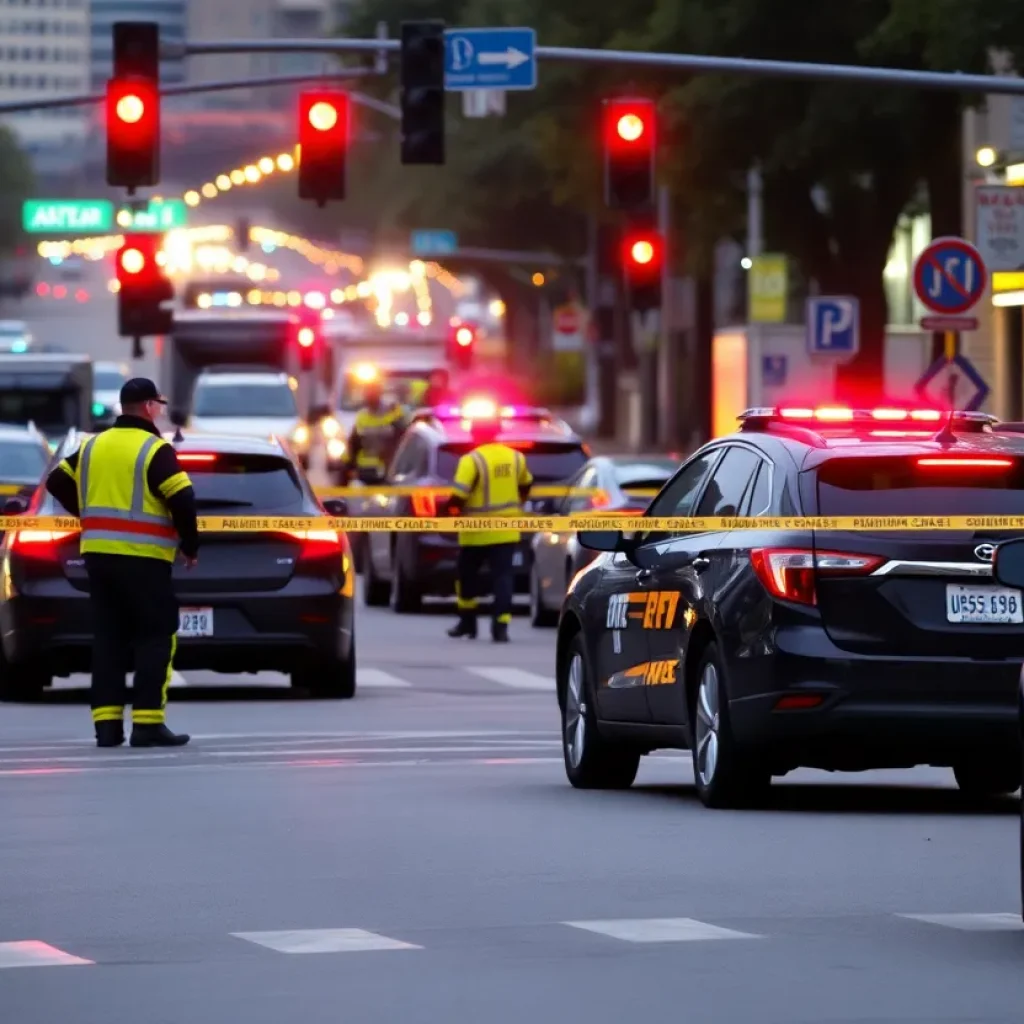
left=0, top=127, right=34, bottom=256
left=341, top=0, right=1024, bottom=388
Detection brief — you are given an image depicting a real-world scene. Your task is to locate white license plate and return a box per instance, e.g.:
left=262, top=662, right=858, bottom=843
left=178, top=608, right=214, bottom=637
left=513, top=552, right=523, bottom=567
left=946, top=585, right=1023, bottom=624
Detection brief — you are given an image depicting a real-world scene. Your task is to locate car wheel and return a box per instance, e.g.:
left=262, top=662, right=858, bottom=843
left=349, top=534, right=366, bottom=575
left=0, top=660, right=51, bottom=702
left=292, top=643, right=356, bottom=700
left=952, top=753, right=1021, bottom=797
left=529, top=564, right=558, bottom=628
left=691, top=643, right=771, bottom=808
left=561, top=635, right=640, bottom=789
left=362, top=547, right=391, bottom=607
left=390, top=552, right=423, bottom=613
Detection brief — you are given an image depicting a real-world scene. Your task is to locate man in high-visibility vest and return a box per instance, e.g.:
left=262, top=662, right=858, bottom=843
left=45, top=378, right=199, bottom=749
left=343, top=377, right=407, bottom=483
left=446, top=410, right=533, bottom=642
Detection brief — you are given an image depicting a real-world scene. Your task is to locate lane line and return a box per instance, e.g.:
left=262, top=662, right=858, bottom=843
left=898, top=913, right=1022, bottom=930
left=563, top=918, right=762, bottom=943
left=233, top=929, right=421, bottom=953
left=0, top=941, right=94, bottom=968
left=358, top=668, right=412, bottom=689
left=466, top=667, right=553, bottom=691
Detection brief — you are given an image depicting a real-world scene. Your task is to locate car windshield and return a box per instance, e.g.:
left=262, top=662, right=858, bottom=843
left=0, top=440, right=47, bottom=481
left=338, top=369, right=437, bottom=411
left=192, top=383, right=297, bottom=418
left=438, top=441, right=588, bottom=482
left=816, top=455, right=1024, bottom=515
left=180, top=453, right=305, bottom=511
left=94, top=369, right=126, bottom=391
left=0, top=389, right=78, bottom=435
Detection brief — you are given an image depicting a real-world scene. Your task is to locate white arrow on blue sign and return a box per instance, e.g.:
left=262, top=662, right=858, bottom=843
left=806, top=296, right=860, bottom=360
left=445, top=28, right=537, bottom=91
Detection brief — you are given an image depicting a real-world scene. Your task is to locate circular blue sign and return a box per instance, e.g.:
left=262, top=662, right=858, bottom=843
left=912, top=237, right=987, bottom=316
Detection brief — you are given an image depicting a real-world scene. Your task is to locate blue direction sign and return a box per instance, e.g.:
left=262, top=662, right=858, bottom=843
left=913, top=236, right=987, bottom=316
left=761, top=354, right=787, bottom=387
left=445, top=28, right=537, bottom=92
left=806, top=296, right=860, bottom=359
left=914, top=353, right=990, bottom=411
left=411, top=230, right=457, bottom=255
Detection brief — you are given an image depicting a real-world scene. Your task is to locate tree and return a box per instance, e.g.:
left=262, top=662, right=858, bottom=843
left=0, top=127, right=34, bottom=257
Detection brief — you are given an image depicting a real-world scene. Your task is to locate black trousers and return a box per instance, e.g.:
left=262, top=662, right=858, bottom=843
left=85, top=553, right=178, bottom=727
left=456, top=543, right=515, bottom=624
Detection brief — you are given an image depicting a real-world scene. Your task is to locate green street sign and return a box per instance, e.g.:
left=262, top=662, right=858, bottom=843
left=22, top=199, right=114, bottom=234
left=116, top=199, right=188, bottom=232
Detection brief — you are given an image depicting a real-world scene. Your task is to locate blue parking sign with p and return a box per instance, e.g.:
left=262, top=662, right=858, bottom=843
left=806, top=296, right=860, bottom=359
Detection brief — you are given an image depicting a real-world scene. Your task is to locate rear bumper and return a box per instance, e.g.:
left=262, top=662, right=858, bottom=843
left=725, top=626, right=1021, bottom=769
left=1, top=591, right=354, bottom=676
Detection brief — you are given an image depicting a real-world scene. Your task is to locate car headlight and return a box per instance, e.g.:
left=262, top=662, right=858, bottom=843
left=327, top=437, right=346, bottom=460
left=321, top=416, right=341, bottom=438
left=292, top=424, right=310, bottom=445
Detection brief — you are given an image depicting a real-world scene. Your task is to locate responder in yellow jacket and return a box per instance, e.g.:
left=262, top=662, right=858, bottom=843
left=45, top=378, right=199, bottom=749
left=446, top=412, right=533, bottom=642
left=343, top=377, right=407, bottom=483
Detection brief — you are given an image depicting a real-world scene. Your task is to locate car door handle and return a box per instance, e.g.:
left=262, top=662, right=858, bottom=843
left=692, top=557, right=710, bottom=571
left=635, top=569, right=653, bottom=584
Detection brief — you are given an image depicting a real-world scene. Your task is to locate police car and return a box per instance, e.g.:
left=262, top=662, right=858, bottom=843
left=556, top=405, right=1024, bottom=807
left=361, top=400, right=589, bottom=612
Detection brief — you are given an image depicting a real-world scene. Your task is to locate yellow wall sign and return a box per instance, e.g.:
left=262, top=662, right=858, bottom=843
left=749, top=254, right=788, bottom=323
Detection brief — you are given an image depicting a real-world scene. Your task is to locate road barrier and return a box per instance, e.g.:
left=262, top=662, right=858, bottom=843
left=3, top=515, right=1024, bottom=533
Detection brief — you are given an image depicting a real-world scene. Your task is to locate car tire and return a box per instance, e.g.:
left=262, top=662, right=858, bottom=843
left=293, top=644, right=356, bottom=700
left=529, top=564, right=558, bottom=628
left=561, top=634, right=640, bottom=789
left=691, top=643, right=771, bottom=809
left=952, top=753, right=1021, bottom=797
left=390, top=559, right=423, bottom=613
left=0, top=659, right=51, bottom=702
left=363, top=549, right=391, bottom=607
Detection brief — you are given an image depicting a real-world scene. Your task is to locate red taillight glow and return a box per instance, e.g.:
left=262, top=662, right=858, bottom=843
left=9, top=530, right=75, bottom=558
left=177, top=454, right=217, bottom=463
left=282, top=529, right=343, bottom=559
left=750, top=548, right=884, bottom=607
left=915, top=457, right=1013, bottom=468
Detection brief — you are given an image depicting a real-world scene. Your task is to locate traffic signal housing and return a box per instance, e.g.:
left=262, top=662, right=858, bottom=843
left=448, top=321, right=476, bottom=370
left=400, top=20, right=445, bottom=165
left=622, top=227, right=663, bottom=314
left=603, top=98, right=656, bottom=210
left=106, top=22, right=160, bottom=189
left=297, top=91, right=349, bottom=205
left=116, top=234, right=173, bottom=337
left=293, top=316, right=322, bottom=372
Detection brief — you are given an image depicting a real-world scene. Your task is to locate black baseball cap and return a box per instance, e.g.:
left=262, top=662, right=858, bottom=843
left=120, top=377, right=167, bottom=406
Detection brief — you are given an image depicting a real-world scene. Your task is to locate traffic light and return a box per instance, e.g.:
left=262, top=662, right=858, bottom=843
left=603, top=97, right=656, bottom=210
left=448, top=322, right=476, bottom=370
left=297, top=91, right=350, bottom=205
left=116, top=234, right=173, bottom=337
left=622, top=227, right=663, bottom=313
left=400, top=20, right=445, bottom=165
left=106, top=22, right=160, bottom=189
left=293, top=317, right=321, bottom=372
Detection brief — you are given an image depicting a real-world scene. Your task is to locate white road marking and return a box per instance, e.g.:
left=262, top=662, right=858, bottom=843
left=358, top=668, right=412, bottom=689
left=233, top=929, right=420, bottom=953
left=0, top=941, right=93, bottom=968
left=563, top=918, right=761, bottom=942
left=466, top=667, right=553, bottom=691
left=168, top=671, right=187, bottom=688
left=898, top=913, right=1022, bottom=930
left=207, top=743, right=559, bottom=757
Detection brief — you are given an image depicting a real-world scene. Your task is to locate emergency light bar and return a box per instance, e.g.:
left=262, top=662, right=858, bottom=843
left=739, top=406, right=997, bottom=429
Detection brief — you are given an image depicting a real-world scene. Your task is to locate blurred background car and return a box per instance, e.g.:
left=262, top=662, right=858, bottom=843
left=0, top=320, right=32, bottom=354
left=529, top=454, right=679, bottom=626
left=91, top=360, right=129, bottom=428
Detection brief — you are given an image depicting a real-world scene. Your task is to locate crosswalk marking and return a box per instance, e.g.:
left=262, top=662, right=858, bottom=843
left=466, top=667, right=553, bottom=691
left=358, top=668, right=412, bottom=689
left=898, top=913, right=1022, bottom=931
left=563, top=918, right=761, bottom=943
left=232, top=929, right=420, bottom=953
left=0, top=941, right=93, bottom=968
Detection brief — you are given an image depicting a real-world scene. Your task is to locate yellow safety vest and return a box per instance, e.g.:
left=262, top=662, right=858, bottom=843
left=74, top=429, right=186, bottom=562
left=353, top=405, right=404, bottom=469
left=451, top=442, right=533, bottom=546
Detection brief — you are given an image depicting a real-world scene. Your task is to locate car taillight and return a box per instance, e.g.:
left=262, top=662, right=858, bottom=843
left=9, top=530, right=75, bottom=559
left=283, top=529, right=343, bottom=559
left=411, top=493, right=437, bottom=517
left=915, top=457, right=1013, bottom=468
left=749, top=548, right=883, bottom=606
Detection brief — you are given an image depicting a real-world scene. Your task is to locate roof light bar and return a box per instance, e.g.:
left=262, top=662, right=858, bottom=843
left=740, top=406, right=995, bottom=425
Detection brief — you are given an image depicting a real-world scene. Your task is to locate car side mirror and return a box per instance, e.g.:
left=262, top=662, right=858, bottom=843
left=993, top=539, right=1024, bottom=588
left=2, top=497, right=27, bottom=515
left=168, top=408, right=186, bottom=427
left=322, top=497, right=348, bottom=516
left=577, top=529, right=624, bottom=553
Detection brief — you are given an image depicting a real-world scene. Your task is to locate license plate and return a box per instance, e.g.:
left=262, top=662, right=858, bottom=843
left=513, top=552, right=523, bottom=567
left=946, top=585, right=1023, bottom=624
left=178, top=608, right=213, bottom=637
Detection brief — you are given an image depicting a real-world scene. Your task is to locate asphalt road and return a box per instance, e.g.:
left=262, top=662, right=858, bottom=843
left=1, top=290, right=1024, bottom=1023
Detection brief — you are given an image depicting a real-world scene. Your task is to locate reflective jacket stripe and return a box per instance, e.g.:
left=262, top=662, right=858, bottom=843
left=79, top=515, right=177, bottom=539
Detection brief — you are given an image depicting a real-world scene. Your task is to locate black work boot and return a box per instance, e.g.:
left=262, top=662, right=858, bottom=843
left=130, top=724, right=190, bottom=748
left=447, top=614, right=478, bottom=639
left=95, top=720, right=125, bottom=748
left=491, top=621, right=510, bottom=643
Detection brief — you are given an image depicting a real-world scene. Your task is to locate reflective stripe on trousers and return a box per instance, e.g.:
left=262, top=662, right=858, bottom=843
left=79, top=435, right=177, bottom=548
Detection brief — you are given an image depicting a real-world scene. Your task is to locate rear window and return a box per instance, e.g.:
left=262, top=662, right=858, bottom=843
left=0, top=440, right=47, bottom=480
left=438, top=441, right=588, bottom=482
left=0, top=389, right=79, bottom=435
left=192, top=383, right=297, bottom=418
left=816, top=455, right=1024, bottom=515
left=181, top=453, right=304, bottom=512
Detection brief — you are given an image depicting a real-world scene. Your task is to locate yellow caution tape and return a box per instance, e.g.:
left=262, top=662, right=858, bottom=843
left=5, top=515, right=1024, bottom=533
left=311, top=484, right=627, bottom=498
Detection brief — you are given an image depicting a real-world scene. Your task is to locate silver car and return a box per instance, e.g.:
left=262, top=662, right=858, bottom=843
left=529, top=454, right=679, bottom=626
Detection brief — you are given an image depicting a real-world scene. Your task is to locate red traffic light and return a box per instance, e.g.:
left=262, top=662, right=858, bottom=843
left=455, top=326, right=474, bottom=347
left=119, top=247, right=146, bottom=275
left=116, top=235, right=162, bottom=283
left=298, top=90, right=350, bottom=204
left=605, top=99, right=655, bottom=150
left=296, top=326, right=316, bottom=348
left=624, top=231, right=662, bottom=269
left=307, top=100, right=339, bottom=132
left=106, top=77, right=159, bottom=188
